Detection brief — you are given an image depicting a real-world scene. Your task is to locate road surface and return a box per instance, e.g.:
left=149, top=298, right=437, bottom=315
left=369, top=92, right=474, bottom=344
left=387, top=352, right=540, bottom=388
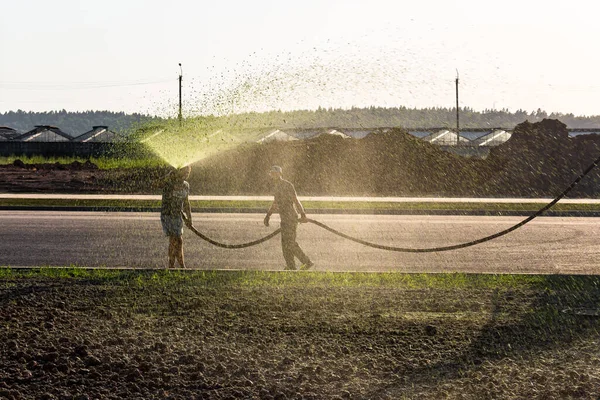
left=1, top=211, right=599, bottom=274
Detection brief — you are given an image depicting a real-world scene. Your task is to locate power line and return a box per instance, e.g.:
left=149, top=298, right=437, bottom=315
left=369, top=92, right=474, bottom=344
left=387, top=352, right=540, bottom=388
left=0, top=78, right=175, bottom=90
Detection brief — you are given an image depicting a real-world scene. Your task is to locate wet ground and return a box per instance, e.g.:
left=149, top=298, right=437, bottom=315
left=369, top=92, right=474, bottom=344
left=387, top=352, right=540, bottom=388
left=1, top=271, right=600, bottom=399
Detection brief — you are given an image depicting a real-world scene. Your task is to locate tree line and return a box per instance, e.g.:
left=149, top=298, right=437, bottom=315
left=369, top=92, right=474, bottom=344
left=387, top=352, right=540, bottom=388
left=2, top=107, right=599, bottom=137
left=224, top=107, right=600, bottom=130
left=0, top=110, right=155, bottom=136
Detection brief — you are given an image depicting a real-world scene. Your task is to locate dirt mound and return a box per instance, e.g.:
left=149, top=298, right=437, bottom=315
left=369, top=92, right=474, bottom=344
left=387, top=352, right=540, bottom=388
left=2, top=119, right=600, bottom=197
left=483, top=119, right=600, bottom=197
left=188, top=119, right=600, bottom=197
left=189, top=128, right=484, bottom=196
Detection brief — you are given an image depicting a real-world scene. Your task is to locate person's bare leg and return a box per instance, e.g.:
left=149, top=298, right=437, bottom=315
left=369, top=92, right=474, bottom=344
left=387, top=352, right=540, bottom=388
left=168, top=236, right=177, bottom=268
left=175, top=237, right=186, bottom=268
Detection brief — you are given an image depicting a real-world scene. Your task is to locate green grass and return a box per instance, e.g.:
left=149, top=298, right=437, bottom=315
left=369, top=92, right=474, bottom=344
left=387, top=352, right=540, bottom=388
left=0, top=155, right=166, bottom=169
left=0, top=198, right=269, bottom=210
left=0, top=198, right=164, bottom=209
left=0, top=267, right=574, bottom=290
left=2, top=197, right=600, bottom=213
left=305, top=200, right=600, bottom=212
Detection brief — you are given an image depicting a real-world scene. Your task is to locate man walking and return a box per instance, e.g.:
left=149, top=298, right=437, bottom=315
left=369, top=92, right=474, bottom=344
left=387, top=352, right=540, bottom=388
left=264, top=165, right=314, bottom=270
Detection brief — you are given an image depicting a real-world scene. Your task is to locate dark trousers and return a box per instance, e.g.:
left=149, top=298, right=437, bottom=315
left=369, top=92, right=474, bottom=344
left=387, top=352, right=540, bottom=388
left=280, top=222, right=311, bottom=269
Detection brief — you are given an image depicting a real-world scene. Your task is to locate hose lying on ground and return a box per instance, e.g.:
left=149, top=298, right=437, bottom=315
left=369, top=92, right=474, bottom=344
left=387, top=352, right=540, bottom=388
left=186, top=153, right=600, bottom=252
left=186, top=223, right=281, bottom=249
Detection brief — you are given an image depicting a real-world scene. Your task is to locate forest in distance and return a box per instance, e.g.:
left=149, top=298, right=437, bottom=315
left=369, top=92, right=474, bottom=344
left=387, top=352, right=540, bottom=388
left=2, top=106, right=600, bottom=137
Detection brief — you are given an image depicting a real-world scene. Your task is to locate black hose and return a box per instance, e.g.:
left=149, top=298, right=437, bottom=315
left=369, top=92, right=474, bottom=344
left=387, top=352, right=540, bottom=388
left=187, top=223, right=281, bottom=249
left=306, top=153, right=600, bottom=252
left=186, top=153, right=600, bottom=252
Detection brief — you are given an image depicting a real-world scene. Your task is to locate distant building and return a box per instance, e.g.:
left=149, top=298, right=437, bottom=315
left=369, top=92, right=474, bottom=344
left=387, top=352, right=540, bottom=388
left=325, top=129, right=351, bottom=139
left=568, top=128, right=600, bottom=137
left=342, top=129, right=372, bottom=139
left=0, top=126, right=20, bottom=141
left=284, top=129, right=322, bottom=140
left=304, top=129, right=352, bottom=140
left=256, top=129, right=298, bottom=143
left=472, top=129, right=512, bottom=147
left=72, top=126, right=119, bottom=142
left=422, top=129, right=470, bottom=146
left=15, top=125, right=72, bottom=142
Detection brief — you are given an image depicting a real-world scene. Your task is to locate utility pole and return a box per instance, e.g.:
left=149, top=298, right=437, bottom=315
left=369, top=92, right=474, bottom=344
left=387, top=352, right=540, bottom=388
left=178, top=63, right=183, bottom=126
left=455, top=69, right=460, bottom=146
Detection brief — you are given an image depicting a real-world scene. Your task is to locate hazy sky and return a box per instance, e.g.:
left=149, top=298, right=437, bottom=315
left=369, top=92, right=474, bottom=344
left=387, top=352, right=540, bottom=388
left=1, top=0, right=599, bottom=116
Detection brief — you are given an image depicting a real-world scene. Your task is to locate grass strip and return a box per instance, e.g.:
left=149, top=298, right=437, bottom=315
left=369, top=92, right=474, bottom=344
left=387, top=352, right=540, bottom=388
left=2, top=267, right=598, bottom=291
left=0, top=155, right=166, bottom=169
left=2, top=198, right=600, bottom=213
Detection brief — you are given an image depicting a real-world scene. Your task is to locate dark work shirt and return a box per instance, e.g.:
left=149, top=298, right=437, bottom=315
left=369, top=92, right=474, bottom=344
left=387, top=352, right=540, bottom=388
left=161, top=180, right=190, bottom=217
left=273, top=179, right=300, bottom=223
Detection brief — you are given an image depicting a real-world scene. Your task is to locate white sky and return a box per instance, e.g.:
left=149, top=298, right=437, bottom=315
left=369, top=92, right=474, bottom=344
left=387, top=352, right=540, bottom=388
left=1, top=0, right=599, bottom=116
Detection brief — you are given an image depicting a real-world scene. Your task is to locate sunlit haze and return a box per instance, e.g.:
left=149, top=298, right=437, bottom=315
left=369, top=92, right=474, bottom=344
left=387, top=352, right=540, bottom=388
left=1, top=0, right=599, bottom=116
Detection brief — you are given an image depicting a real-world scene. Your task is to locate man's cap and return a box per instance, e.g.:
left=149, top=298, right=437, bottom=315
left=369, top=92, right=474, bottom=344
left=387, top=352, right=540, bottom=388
left=270, top=165, right=283, bottom=174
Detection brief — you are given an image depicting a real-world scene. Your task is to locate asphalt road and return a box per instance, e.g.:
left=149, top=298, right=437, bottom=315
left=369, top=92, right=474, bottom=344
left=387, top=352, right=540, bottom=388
left=2, top=194, right=600, bottom=204
left=2, top=211, right=600, bottom=274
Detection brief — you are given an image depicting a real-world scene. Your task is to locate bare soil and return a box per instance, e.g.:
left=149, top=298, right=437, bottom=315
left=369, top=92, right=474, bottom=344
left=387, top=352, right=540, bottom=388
left=0, top=163, right=167, bottom=194
left=1, top=272, right=600, bottom=399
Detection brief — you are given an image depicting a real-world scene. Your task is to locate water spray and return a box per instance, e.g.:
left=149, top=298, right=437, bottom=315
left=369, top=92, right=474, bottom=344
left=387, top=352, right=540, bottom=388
left=183, top=152, right=600, bottom=253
